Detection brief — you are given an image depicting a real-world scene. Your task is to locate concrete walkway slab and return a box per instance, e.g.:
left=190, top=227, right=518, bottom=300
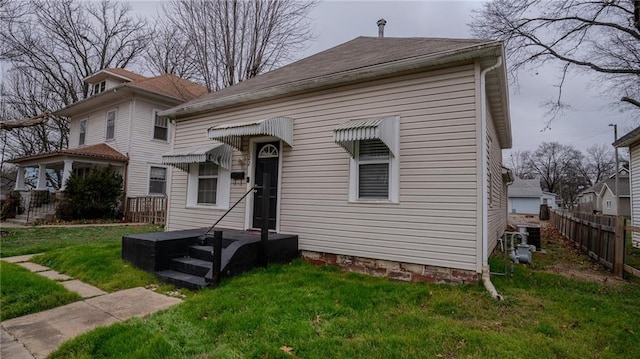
left=85, top=287, right=182, bottom=320
left=2, top=301, right=119, bottom=359
left=61, top=280, right=107, bottom=298
left=16, top=262, right=50, bottom=273
left=1, top=328, right=34, bottom=359
left=38, top=270, right=72, bottom=281
left=0, top=254, right=42, bottom=263
left=1, top=287, right=182, bottom=358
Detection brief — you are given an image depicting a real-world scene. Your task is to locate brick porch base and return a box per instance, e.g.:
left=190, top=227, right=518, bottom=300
left=300, top=251, right=479, bottom=284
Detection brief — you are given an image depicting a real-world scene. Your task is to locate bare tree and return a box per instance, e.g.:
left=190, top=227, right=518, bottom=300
left=578, top=144, right=616, bottom=186
left=527, top=142, right=590, bottom=208
left=145, top=23, right=200, bottom=80
left=158, top=0, right=316, bottom=91
left=506, top=150, right=533, bottom=179
left=470, top=0, right=640, bottom=124
left=0, top=0, right=151, bottom=158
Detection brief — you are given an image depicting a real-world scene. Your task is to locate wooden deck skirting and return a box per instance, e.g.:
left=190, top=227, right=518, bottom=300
left=550, top=210, right=639, bottom=278
left=125, top=196, right=167, bottom=225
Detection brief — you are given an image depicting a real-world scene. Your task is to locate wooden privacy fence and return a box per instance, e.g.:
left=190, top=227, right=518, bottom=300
left=125, top=196, right=167, bottom=225
left=550, top=210, right=639, bottom=278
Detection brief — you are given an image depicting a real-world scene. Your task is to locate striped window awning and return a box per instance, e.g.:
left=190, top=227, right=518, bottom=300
left=334, top=116, right=400, bottom=158
left=161, top=143, right=232, bottom=171
left=207, top=117, right=294, bottom=150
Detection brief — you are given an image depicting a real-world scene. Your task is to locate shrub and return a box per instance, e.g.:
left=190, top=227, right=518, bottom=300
left=57, top=167, right=123, bottom=220
left=1, top=191, right=24, bottom=219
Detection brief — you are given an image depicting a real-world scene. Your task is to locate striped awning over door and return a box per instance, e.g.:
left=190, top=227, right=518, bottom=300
left=207, top=117, right=294, bottom=150
left=161, top=143, right=232, bottom=171
left=333, top=115, right=399, bottom=158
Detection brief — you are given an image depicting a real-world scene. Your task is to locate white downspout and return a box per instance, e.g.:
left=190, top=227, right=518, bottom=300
left=480, top=56, right=504, bottom=301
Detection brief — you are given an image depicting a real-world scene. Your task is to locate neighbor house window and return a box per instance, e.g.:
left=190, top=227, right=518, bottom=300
left=149, top=166, right=167, bottom=195
left=92, top=80, right=106, bottom=95
left=79, top=119, right=87, bottom=146
left=197, top=163, right=218, bottom=204
left=356, top=140, right=390, bottom=199
left=105, top=110, right=115, bottom=140
left=153, top=110, right=168, bottom=141
left=606, top=200, right=612, bottom=209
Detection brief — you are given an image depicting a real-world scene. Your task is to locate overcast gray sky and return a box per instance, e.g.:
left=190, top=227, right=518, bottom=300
left=134, top=0, right=639, bottom=154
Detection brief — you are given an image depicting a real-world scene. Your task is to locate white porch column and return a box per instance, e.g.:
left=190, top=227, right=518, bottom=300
left=60, top=160, right=73, bottom=190
left=14, top=166, right=26, bottom=190
left=36, top=164, right=47, bottom=190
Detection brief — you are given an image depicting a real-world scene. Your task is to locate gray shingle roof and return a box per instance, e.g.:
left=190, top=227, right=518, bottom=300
left=165, top=36, right=497, bottom=115
left=508, top=177, right=542, bottom=198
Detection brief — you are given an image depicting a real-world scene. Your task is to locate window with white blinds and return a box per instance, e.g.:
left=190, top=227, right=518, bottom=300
left=357, top=139, right=390, bottom=199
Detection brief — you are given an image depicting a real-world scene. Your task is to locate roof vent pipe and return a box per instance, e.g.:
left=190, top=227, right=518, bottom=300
left=377, top=18, right=387, bottom=38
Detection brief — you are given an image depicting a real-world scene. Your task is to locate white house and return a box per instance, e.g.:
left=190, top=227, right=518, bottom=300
left=159, top=35, right=513, bottom=284
left=576, top=169, right=630, bottom=215
left=8, top=68, right=206, bottom=222
left=507, top=177, right=556, bottom=214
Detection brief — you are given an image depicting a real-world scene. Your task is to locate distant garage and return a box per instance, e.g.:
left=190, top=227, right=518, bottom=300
left=508, top=178, right=544, bottom=214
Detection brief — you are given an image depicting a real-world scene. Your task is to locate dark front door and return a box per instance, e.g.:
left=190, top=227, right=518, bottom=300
left=253, top=142, right=279, bottom=230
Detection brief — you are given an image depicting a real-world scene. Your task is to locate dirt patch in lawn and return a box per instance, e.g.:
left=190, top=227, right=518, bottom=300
left=541, top=222, right=625, bottom=287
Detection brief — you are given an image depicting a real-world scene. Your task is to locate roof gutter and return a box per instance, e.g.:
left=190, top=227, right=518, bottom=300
left=481, top=55, right=504, bottom=301
left=54, top=85, right=187, bottom=118
left=160, top=42, right=503, bottom=119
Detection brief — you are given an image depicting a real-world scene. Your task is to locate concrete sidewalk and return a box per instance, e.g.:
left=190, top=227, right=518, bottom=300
left=0, top=255, right=182, bottom=358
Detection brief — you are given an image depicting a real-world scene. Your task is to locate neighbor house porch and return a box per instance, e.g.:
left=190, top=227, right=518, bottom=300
left=6, top=143, right=128, bottom=224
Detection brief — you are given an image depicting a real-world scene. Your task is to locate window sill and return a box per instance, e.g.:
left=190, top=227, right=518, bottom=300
left=348, top=199, right=399, bottom=205
left=151, top=139, right=169, bottom=144
left=185, top=204, right=229, bottom=211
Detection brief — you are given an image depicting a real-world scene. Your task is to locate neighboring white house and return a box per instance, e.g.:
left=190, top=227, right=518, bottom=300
left=159, top=34, right=513, bottom=284
left=507, top=177, right=555, bottom=214
left=576, top=168, right=630, bottom=216
left=615, top=128, right=640, bottom=247
left=8, top=68, right=206, bottom=221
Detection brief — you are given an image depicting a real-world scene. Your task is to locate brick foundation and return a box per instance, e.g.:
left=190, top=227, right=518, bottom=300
left=300, top=251, right=479, bottom=284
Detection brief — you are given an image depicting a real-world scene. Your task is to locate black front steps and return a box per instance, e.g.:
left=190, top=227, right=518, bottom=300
left=122, top=228, right=299, bottom=290
left=155, top=244, right=217, bottom=290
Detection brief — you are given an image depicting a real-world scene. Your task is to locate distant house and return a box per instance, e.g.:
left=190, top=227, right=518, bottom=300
left=576, top=168, right=630, bottom=216
left=507, top=177, right=555, bottom=214
left=7, top=68, right=206, bottom=223
left=158, top=35, right=513, bottom=284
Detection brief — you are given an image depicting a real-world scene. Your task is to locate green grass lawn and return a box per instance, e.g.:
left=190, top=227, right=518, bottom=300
left=3, top=224, right=640, bottom=358
left=0, top=225, right=162, bottom=257
left=49, top=259, right=640, bottom=359
left=1, top=261, right=81, bottom=321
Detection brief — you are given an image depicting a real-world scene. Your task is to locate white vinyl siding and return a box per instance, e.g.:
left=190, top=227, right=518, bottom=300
left=632, top=143, right=640, bottom=247
left=168, top=64, right=485, bottom=272
left=127, top=99, right=175, bottom=196
left=486, top=106, right=507, bottom=254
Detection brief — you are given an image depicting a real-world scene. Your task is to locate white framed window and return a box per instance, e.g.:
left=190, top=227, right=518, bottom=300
left=105, top=110, right=116, bottom=140
left=187, top=162, right=230, bottom=208
left=92, top=80, right=106, bottom=95
left=149, top=166, right=167, bottom=195
left=606, top=200, right=612, bottom=209
left=79, top=119, right=87, bottom=146
left=349, top=139, right=399, bottom=202
left=153, top=110, right=168, bottom=141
